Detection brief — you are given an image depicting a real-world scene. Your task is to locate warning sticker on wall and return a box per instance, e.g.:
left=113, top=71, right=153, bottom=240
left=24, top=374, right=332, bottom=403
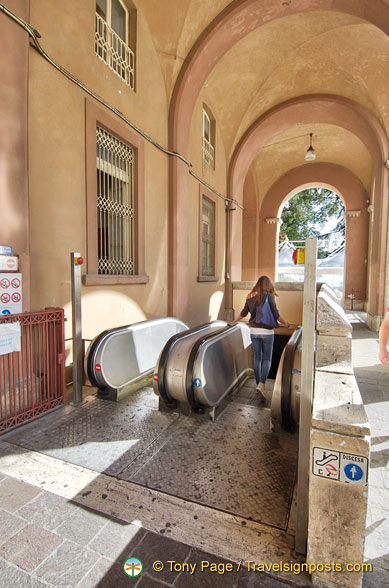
left=312, top=447, right=368, bottom=486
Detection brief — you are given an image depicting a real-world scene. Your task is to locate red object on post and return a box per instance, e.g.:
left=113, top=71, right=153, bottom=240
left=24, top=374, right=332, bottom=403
left=292, top=249, right=297, bottom=265
left=74, top=257, right=84, bottom=265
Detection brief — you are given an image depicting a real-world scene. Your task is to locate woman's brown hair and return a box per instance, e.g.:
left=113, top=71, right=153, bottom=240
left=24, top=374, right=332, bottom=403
left=250, top=275, right=278, bottom=304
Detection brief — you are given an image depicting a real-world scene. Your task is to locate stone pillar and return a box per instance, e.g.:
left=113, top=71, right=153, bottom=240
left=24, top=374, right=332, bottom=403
left=261, top=217, right=282, bottom=281
left=343, top=210, right=367, bottom=310
left=308, top=286, right=370, bottom=588
left=366, top=163, right=389, bottom=328
left=0, top=0, right=30, bottom=309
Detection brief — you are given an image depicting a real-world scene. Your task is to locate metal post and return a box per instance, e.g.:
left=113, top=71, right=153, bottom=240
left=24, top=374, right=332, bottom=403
left=295, top=237, right=317, bottom=554
left=71, top=252, right=83, bottom=404
left=224, top=201, right=236, bottom=322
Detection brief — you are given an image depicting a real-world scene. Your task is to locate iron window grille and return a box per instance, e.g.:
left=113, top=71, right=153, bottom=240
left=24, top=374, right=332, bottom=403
left=96, top=126, right=135, bottom=275
left=95, top=0, right=134, bottom=89
left=202, top=196, right=215, bottom=276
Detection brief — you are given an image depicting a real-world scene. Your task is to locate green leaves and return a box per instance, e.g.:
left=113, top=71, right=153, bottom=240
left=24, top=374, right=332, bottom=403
left=280, top=188, right=344, bottom=242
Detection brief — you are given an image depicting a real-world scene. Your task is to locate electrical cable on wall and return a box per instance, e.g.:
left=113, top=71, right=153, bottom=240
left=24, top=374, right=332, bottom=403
left=0, top=1, right=243, bottom=210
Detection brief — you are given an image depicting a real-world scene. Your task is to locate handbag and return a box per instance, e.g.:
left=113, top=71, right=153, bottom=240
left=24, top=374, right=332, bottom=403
left=255, top=293, right=279, bottom=329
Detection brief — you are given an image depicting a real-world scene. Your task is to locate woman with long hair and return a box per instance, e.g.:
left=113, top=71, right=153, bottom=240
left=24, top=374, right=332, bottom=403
left=229, top=276, right=290, bottom=400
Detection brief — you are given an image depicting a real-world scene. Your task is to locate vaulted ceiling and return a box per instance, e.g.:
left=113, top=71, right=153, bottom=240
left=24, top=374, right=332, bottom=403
left=139, top=1, right=389, bottom=198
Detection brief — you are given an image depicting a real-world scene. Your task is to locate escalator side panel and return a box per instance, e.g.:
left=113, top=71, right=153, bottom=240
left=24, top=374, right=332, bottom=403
left=193, top=324, right=252, bottom=407
left=156, top=322, right=252, bottom=410
left=86, top=318, right=189, bottom=394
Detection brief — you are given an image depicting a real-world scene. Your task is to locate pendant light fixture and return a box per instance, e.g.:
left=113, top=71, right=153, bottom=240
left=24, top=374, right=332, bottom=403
left=305, top=133, right=316, bottom=162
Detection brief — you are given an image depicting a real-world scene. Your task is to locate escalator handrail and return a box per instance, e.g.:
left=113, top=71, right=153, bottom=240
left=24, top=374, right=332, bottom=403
left=184, top=325, right=236, bottom=411
left=156, top=323, right=221, bottom=407
left=86, top=326, right=125, bottom=390
left=86, top=318, right=188, bottom=392
left=281, top=326, right=302, bottom=431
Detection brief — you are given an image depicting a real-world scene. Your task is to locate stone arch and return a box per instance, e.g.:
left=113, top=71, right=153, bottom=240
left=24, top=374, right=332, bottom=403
left=227, top=95, right=388, bottom=318
left=168, top=0, right=389, bottom=320
left=254, top=163, right=368, bottom=303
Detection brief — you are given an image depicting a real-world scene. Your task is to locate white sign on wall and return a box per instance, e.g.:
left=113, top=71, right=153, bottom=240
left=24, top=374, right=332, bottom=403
left=312, top=447, right=368, bottom=486
left=0, top=321, right=21, bottom=355
left=0, top=256, right=18, bottom=271
left=0, top=273, right=22, bottom=315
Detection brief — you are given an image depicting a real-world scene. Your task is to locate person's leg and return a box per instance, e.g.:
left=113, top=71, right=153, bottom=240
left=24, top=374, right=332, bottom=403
left=260, top=333, right=274, bottom=384
left=250, top=335, right=263, bottom=384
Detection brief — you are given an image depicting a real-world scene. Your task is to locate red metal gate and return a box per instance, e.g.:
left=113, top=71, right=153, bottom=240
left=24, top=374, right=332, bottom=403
left=0, top=308, right=66, bottom=434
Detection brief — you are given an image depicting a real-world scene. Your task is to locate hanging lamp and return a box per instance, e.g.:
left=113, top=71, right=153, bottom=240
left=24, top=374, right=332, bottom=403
left=305, top=133, right=316, bottom=162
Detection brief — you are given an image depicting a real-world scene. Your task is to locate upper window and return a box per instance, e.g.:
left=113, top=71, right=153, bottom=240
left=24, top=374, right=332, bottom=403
left=202, top=107, right=215, bottom=169
left=95, top=0, right=135, bottom=89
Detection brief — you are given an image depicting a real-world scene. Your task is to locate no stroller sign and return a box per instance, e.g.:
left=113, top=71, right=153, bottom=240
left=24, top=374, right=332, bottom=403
left=312, top=447, right=368, bottom=486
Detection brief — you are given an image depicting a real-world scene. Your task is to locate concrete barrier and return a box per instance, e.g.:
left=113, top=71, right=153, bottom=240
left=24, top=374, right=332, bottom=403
left=307, top=285, right=370, bottom=588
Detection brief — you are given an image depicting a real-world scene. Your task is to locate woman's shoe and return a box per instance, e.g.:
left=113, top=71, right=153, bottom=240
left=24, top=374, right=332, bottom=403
left=256, top=381, right=266, bottom=400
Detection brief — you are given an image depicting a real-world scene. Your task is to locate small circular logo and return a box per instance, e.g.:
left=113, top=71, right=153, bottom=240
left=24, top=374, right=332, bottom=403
left=123, top=557, right=143, bottom=577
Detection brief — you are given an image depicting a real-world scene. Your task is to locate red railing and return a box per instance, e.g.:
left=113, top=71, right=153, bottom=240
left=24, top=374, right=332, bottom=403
left=0, top=308, right=66, bottom=434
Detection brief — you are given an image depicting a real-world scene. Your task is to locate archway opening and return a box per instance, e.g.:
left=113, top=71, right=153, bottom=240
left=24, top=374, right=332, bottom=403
left=277, top=187, right=345, bottom=297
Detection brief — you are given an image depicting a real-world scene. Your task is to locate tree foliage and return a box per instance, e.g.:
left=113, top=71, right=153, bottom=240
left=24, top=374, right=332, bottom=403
left=280, top=187, right=345, bottom=243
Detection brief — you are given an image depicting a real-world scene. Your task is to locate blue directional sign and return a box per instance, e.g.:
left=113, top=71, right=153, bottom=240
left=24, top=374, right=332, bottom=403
left=193, top=378, right=202, bottom=387
left=344, top=463, right=363, bottom=481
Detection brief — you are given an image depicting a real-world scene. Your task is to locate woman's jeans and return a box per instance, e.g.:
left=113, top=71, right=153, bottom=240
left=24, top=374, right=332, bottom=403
left=250, top=333, right=274, bottom=384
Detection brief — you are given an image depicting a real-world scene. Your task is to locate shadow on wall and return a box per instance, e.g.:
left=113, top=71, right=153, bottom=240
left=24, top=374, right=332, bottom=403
left=210, top=290, right=224, bottom=321
left=63, top=290, right=147, bottom=366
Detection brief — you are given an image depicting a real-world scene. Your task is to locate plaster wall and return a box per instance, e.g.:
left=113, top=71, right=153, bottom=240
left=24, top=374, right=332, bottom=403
left=185, top=96, right=227, bottom=326
left=0, top=0, right=30, bottom=309
left=233, top=284, right=303, bottom=327
left=28, top=0, right=170, bottom=348
left=241, top=167, right=259, bottom=282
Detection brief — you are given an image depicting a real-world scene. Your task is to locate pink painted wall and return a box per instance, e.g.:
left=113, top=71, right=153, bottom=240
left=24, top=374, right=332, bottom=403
left=0, top=0, right=30, bottom=309
left=241, top=165, right=260, bottom=281
left=168, top=0, right=389, bottom=319
left=228, top=95, right=388, bottom=316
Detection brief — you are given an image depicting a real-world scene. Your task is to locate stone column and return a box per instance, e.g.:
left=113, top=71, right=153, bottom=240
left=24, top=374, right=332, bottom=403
left=308, top=286, right=370, bottom=588
left=261, top=217, right=282, bottom=281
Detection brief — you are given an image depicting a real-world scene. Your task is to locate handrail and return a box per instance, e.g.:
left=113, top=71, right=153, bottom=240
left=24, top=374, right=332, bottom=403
left=281, top=326, right=302, bottom=432
left=156, top=323, right=216, bottom=408
left=184, top=325, right=232, bottom=412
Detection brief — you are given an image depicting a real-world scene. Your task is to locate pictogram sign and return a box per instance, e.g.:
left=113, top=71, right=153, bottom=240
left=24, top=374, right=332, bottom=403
left=0, top=273, right=22, bottom=315
left=312, top=447, right=368, bottom=486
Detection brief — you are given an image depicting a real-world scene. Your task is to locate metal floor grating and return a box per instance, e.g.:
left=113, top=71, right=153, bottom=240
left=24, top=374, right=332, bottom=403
left=1, top=380, right=297, bottom=529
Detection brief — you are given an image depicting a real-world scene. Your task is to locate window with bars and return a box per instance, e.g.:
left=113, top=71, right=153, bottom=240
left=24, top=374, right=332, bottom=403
left=95, top=0, right=135, bottom=89
left=96, top=126, right=135, bottom=275
left=202, top=107, right=215, bottom=168
left=201, top=196, right=215, bottom=277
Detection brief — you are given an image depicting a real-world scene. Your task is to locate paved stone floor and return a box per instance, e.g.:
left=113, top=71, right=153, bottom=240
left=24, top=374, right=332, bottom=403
left=0, top=310, right=386, bottom=587
left=347, top=311, right=389, bottom=588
